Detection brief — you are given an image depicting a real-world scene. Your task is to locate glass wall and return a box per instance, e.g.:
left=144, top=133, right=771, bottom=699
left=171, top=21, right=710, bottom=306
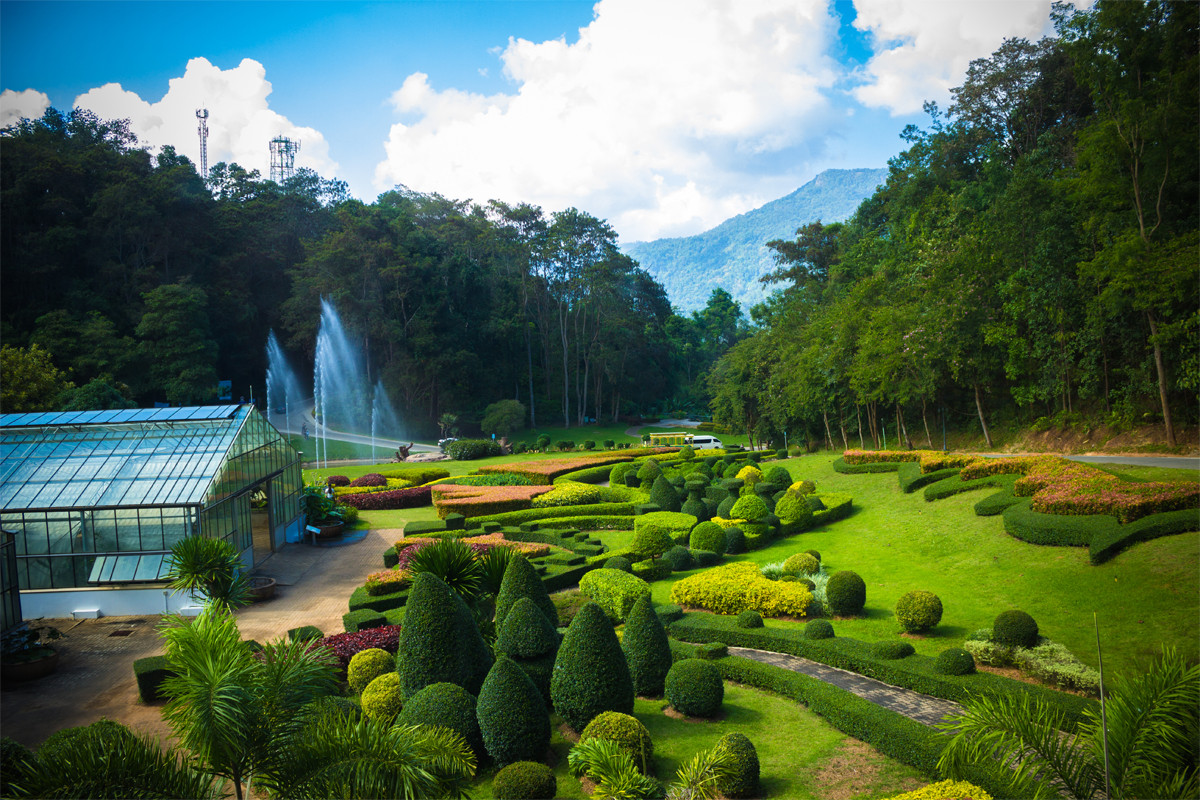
left=1, top=531, right=22, bottom=632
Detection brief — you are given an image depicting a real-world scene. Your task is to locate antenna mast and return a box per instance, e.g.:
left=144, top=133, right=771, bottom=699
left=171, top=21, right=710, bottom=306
left=195, top=108, right=209, bottom=178
left=269, top=135, right=300, bottom=184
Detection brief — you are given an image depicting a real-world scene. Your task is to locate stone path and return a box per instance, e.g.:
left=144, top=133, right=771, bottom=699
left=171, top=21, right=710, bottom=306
left=728, top=646, right=963, bottom=727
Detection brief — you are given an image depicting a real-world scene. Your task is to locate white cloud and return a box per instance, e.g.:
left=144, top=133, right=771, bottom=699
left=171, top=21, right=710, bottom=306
left=849, top=0, right=1061, bottom=115
left=375, top=0, right=841, bottom=242
left=72, top=57, right=337, bottom=178
left=0, top=89, right=51, bottom=128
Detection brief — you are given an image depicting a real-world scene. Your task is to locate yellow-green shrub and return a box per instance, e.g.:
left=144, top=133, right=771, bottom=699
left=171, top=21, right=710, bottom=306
left=881, top=779, right=992, bottom=800
left=531, top=481, right=605, bottom=508
left=669, top=562, right=813, bottom=618
left=735, top=466, right=763, bottom=493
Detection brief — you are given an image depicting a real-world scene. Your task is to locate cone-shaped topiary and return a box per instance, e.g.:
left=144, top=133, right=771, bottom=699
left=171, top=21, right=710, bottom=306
left=477, top=655, right=550, bottom=766
left=397, top=681, right=483, bottom=755
left=581, top=711, right=654, bottom=773
left=649, top=475, right=682, bottom=513
left=397, top=571, right=493, bottom=698
left=826, top=570, right=866, bottom=616
left=495, top=554, right=559, bottom=631
left=993, top=609, right=1039, bottom=648
left=497, top=597, right=559, bottom=659
left=716, top=732, right=760, bottom=798
left=621, top=595, right=672, bottom=697
left=689, top=521, right=727, bottom=555
left=492, top=761, right=557, bottom=800
left=895, top=590, right=943, bottom=633
left=360, top=672, right=405, bottom=722
left=347, top=647, right=396, bottom=695
left=551, top=602, right=634, bottom=732
left=729, top=494, right=769, bottom=521
left=665, top=658, right=723, bottom=717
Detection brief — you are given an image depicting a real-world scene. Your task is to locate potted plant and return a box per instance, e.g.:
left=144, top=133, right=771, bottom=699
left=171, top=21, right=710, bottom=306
left=302, top=484, right=348, bottom=537
left=1, top=620, right=63, bottom=681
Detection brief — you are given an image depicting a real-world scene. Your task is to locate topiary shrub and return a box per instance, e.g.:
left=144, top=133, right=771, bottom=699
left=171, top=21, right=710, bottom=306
left=679, top=444, right=696, bottom=460
left=579, top=568, right=652, bottom=622
left=804, top=549, right=821, bottom=562
left=681, top=493, right=709, bottom=521
left=765, top=466, right=791, bottom=486
left=664, top=658, right=723, bottom=717
left=993, top=609, right=1039, bottom=648
left=724, top=526, right=746, bottom=554
left=782, top=552, right=819, bottom=576
left=580, top=711, right=654, bottom=773
left=694, top=549, right=720, bottom=567
left=935, top=647, right=977, bottom=676
left=798, top=578, right=815, bottom=590
left=446, top=439, right=504, bottom=460
left=788, top=479, right=816, bottom=495
left=552, top=602, right=634, bottom=732
left=689, top=521, right=727, bottom=556
left=773, top=493, right=814, bottom=527
left=621, top=595, right=672, bottom=698
left=132, top=655, right=176, bottom=702
left=655, top=604, right=683, bottom=623
left=397, top=571, right=493, bottom=698
left=583, top=440, right=596, bottom=451
left=288, top=624, right=324, bottom=642
left=735, top=465, right=763, bottom=490
left=496, top=596, right=559, bottom=702
left=635, top=459, right=662, bottom=483
left=662, top=545, right=696, bottom=572
left=360, top=672, right=405, bottom=722
left=604, top=556, right=633, bottom=573
left=495, top=554, right=559, bottom=630
left=695, top=642, right=728, bottom=660
left=649, top=475, right=682, bottom=513
left=397, top=682, right=483, bottom=755
left=895, top=590, right=944, bottom=633
left=631, top=515, right=681, bottom=560
left=715, top=732, right=760, bottom=799
left=805, top=619, right=834, bottom=639
left=736, top=609, right=764, bottom=628
left=729, top=493, right=769, bottom=522
left=826, top=570, right=866, bottom=616
left=492, top=761, right=557, bottom=800
left=716, top=495, right=737, bottom=519
left=478, top=656, right=550, bottom=766
left=871, top=640, right=916, bottom=660
left=632, top=558, right=672, bottom=581
left=347, top=647, right=396, bottom=695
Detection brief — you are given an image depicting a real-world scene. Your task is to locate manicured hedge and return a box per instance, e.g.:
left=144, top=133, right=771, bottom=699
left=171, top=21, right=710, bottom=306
left=973, top=486, right=1024, bottom=516
left=579, top=568, right=651, bottom=622
left=897, top=462, right=961, bottom=493
left=554, top=464, right=616, bottom=484
left=668, top=613, right=1096, bottom=732
left=377, top=466, right=451, bottom=484
left=348, top=584, right=409, bottom=614
left=337, top=485, right=432, bottom=510
left=464, top=503, right=636, bottom=529
left=1088, top=508, right=1200, bottom=564
left=833, top=457, right=904, bottom=474
left=923, top=473, right=1018, bottom=502
left=133, top=655, right=175, bottom=702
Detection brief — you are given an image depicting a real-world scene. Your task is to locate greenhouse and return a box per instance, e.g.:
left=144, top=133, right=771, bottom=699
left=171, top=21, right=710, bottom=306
left=0, top=405, right=302, bottom=618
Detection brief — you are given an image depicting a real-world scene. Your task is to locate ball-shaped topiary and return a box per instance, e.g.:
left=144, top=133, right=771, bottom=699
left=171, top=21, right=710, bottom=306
left=360, top=672, right=405, bottom=722
left=609, top=462, right=637, bottom=487
left=804, top=549, right=821, bottom=562
left=895, top=590, right=944, bottom=633
left=347, top=647, right=396, bottom=695
left=621, top=595, right=672, bottom=697
left=735, top=465, right=763, bottom=489
left=551, top=602, right=634, bottom=732
left=826, top=570, right=866, bottom=616
left=636, top=459, right=662, bottom=483
left=604, top=556, right=633, bottom=573
left=495, top=554, right=559, bottom=630
left=782, top=552, right=820, bottom=577
left=764, top=466, right=791, bottom=486
left=788, top=480, right=816, bottom=496
left=773, top=493, right=813, bottom=527
left=397, top=682, right=483, bottom=755
left=581, top=711, right=654, bottom=772
left=729, top=494, right=769, bottom=522
left=398, top=571, right=493, bottom=698
left=662, top=545, right=696, bottom=571
left=689, top=521, right=727, bottom=556
left=993, top=610, right=1039, bottom=648
left=805, top=619, right=835, bottom=639
left=715, top=732, right=760, bottom=799
left=649, top=475, right=682, bottom=513
left=736, top=609, right=763, bottom=628
left=694, top=549, right=721, bottom=567
left=492, top=761, right=557, bottom=800
left=665, top=658, right=724, bottom=717
left=478, top=656, right=550, bottom=766
left=716, top=495, right=737, bottom=519
left=871, top=640, right=915, bottom=660
left=935, top=647, right=977, bottom=676
left=724, top=526, right=746, bottom=554
left=631, top=525, right=673, bottom=562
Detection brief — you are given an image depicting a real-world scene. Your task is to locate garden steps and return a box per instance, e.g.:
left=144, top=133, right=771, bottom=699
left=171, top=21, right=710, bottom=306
left=727, top=646, right=962, bottom=727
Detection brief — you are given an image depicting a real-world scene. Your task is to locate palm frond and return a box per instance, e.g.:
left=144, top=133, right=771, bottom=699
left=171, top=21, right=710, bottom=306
left=667, top=745, right=735, bottom=800
left=567, top=738, right=660, bottom=800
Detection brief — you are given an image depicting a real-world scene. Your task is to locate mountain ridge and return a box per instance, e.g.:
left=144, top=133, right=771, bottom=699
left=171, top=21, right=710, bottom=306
left=622, top=167, right=887, bottom=313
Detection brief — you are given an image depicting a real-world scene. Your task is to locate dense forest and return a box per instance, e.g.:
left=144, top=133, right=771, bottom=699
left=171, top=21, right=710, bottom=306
left=1, top=0, right=1195, bottom=449
left=708, top=1, right=1198, bottom=450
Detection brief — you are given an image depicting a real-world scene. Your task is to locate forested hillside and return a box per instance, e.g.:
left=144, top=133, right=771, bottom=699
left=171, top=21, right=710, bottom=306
left=622, top=168, right=886, bottom=312
left=708, top=1, right=1198, bottom=451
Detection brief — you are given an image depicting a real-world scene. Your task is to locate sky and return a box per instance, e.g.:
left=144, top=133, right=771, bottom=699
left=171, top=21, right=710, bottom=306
left=0, top=0, right=1070, bottom=243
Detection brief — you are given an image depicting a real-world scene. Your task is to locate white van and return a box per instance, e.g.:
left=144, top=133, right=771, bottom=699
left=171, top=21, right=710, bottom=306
left=691, top=435, right=723, bottom=450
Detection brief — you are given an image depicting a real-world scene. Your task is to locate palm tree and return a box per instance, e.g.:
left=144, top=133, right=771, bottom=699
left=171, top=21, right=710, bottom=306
left=158, top=607, right=338, bottom=800
left=936, top=647, right=1199, bottom=798
left=165, top=535, right=251, bottom=610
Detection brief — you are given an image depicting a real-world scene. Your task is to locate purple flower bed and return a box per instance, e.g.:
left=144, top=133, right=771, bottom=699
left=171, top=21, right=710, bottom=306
left=327, top=475, right=351, bottom=486
left=314, top=624, right=402, bottom=672
left=349, top=472, right=387, bottom=487
left=339, top=485, right=432, bottom=510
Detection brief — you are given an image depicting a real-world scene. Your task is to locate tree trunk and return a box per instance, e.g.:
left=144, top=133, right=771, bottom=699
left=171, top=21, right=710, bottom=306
left=974, top=383, right=993, bottom=449
left=921, top=397, right=933, bottom=448
left=897, top=404, right=912, bottom=449
left=1147, top=311, right=1176, bottom=447
left=525, top=324, right=537, bottom=427
left=822, top=410, right=835, bottom=451
left=856, top=404, right=865, bottom=449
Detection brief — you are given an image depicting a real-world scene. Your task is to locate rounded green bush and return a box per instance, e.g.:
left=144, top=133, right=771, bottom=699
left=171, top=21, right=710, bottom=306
left=636, top=459, right=663, bottom=482
left=764, top=466, right=791, bottom=486
left=347, top=647, right=396, bottom=695
left=632, top=526, right=674, bottom=562
left=805, top=619, right=834, bottom=639
left=895, top=590, right=943, bottom=633
left=804, top=549, right=821, bottom=562
left=789, top=480, right=816, bottom=496
left=609, top=462, right=637, bottom=487
left=724, top=526, right=746, bottom=554
left=492, top=761, right=557, bottom=800
left=689, top=521, right=727, bottom=555
left=993, top=610, right=1039, bottom=648
left=581, top=711, right=654, bottom=772
left=729, top=494, right=769, bottom=522
left=935, top=647, right=977, bottom=676
left=665, top=658, right=723, bottom=718
left=826, top=570, right=866, bottom=616
left=681, top=494, right=709, bottom=521
left=716, top=495, right=737, bottom=519
left=551, top=602, right=634, bottom=732
left=604, top=556, right=633, bottom=572
left=360, top=672, right=405, bottom=722
left=622, top=595, right=672, bottom=697
left=478, top=656, right=551, bottom=766
left=397, top=682, right=482, bottom=755
left=662, top=545, right=696, bottom=571
left=773, top=493, right=813, bottom=526
left=782, top=552, right=819, bottom=576
left=715, top=732, right=760, bottom=798
left=736, top=610, right=764, bottom=628
left=871, top=640, right=915, bottom=660
left=807, top=495, right=826, bottom=511
left=694, top=549, right=720, bottom=567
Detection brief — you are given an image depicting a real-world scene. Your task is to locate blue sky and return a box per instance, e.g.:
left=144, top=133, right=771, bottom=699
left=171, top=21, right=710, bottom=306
left=1, top=0, right=1065, bottom=242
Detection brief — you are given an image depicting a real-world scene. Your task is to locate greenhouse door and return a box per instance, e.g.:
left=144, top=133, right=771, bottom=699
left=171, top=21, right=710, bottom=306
left=250, top=482, right=273, bottom=566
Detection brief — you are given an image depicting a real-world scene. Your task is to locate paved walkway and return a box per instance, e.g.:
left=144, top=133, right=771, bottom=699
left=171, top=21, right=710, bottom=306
left=729, top=646, right=963, bottom=727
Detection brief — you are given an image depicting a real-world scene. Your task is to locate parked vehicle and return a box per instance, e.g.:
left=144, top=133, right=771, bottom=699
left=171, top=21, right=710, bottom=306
left=691, top=435, right=722, bottom=450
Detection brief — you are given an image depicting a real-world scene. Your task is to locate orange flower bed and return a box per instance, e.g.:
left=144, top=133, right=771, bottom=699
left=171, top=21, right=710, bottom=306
left=430, top=483, right=554, bottom=518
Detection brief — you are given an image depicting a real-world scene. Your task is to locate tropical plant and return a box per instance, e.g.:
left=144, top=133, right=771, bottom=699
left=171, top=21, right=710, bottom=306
left=407, top=538, right=484, bottom=602
left=568, top=736, right=734, bottom=800
left=158, top=607, right=338, bottom=800
left=477, top=545, right=518, bottom=596
left=164, top=536, right=250, bottom=610
left=936, top=647, right=1199, bottom=798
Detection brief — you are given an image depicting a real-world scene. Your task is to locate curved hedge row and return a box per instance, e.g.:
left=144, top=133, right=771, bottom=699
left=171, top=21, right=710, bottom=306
left=833, top=457, right=904, bottom=474
left=464, top=503, right=636, bottom=529
left=897, top=463, right=962, bottom=493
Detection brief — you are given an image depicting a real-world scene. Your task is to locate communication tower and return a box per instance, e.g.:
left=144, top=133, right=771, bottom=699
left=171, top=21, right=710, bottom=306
left=195, top=109, right=209, bottom=177
left=269, top=135, right=300, bottom=184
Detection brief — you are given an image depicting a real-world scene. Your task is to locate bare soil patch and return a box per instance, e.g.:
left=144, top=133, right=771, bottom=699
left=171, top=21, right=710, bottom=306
left=811, top=738, right=924, bottom=800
